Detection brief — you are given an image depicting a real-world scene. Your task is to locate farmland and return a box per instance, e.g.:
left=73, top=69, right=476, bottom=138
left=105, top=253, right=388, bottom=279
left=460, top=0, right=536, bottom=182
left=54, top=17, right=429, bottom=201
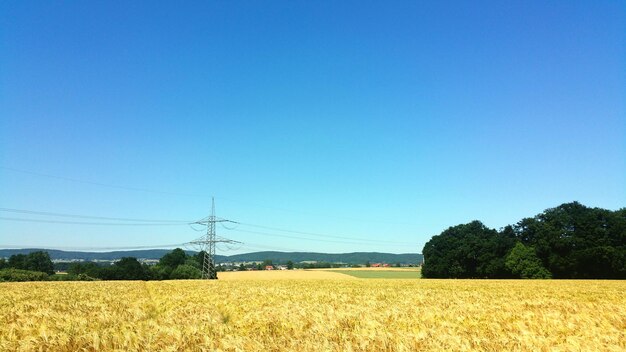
left=327, top=270, right=420, bottom=279
left=322, top=267, right=422, bottom=279
left=216, top=267, right=422, bottom=280
left=1, top=276, right=624, bottom=351
left=217, top=269, right=355, bottom=280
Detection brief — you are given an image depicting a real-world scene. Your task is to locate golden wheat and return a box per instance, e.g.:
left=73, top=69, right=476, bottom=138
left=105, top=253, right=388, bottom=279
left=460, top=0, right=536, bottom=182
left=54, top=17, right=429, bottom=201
left=1, top=279, right=624, bottom=351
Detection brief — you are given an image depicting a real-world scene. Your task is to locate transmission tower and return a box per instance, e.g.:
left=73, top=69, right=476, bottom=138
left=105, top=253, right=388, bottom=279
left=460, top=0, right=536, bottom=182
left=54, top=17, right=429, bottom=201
left=188, top=198, right=240, bottom=279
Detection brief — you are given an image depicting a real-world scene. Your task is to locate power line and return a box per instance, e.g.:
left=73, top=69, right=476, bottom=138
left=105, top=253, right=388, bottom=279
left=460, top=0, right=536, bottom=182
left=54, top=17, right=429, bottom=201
left=0, top=209, right=416, bottom=247
left=0, top=217, right=189, bottom=226
left=216, top=197, right=418, bottom=226
left=236, top=242, right=303, bottom=253
left=234, top=222, right=416, bottom=245
left=2, top=166, right=419, bottom=226
left=0, top=243, right=189, bottom=251
left=223, top=228, right=411, bottom=247
left=0, top=207, right=192, bottom=223
left=66, top=243, right=189, bottom=250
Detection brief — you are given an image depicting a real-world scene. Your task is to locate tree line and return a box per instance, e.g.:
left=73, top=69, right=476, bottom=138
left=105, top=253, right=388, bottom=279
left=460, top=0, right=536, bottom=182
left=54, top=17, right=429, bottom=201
left=0, top=248, right=209, bottom=281
left=0, top=251, right=55, bottom=281
left=422, top=202, right=625, bottom=279
left=0, top=248, right=361, bottom=282
left=68, top=248, right=207, bottom=280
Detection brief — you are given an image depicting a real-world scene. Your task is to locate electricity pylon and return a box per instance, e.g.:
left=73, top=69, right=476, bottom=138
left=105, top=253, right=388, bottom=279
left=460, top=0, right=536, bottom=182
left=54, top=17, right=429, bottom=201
left=188, top=198, right=240, bottom=279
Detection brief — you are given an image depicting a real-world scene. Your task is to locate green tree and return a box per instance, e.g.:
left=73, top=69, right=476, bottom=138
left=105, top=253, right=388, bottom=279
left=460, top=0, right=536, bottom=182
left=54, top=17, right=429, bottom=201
left=26, top=251, right=54, bottom=275
left=505, top=242, right=552, bottom=279
left=286, top=260, right=294, bottom=270
left=101, top=257, right=147, bottom=280
left=68, top=262, right=99, bottom=276
left=0, top=258, right=7, bottom=269
left=262, top=259, right=273, bottom=269
left=159, top=248, right=188, bottom=269
left=148, top=265, right=171, bottom=280
left=170, top=264, right=202, bottom=279
left=572, top=246, right=625, bottom=279
left=422, top=221, right=516, bottom=278
left=8, top=254, right=27, bottom=270
left=513, top=202, right=626, bottom=279
left=365, top=261, right=371, bottom=268
left=194, top=251, right=208, bottom=268
left=184, top=257, right=201, bottom=269
left=64, top=262, right=99, bottom=280
left=7, top=252, right=54, bottom=275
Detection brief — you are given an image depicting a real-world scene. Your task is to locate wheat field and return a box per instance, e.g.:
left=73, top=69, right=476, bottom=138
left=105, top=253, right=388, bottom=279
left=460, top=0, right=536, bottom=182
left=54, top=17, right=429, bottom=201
left=1, top=278, right=624, bottom=351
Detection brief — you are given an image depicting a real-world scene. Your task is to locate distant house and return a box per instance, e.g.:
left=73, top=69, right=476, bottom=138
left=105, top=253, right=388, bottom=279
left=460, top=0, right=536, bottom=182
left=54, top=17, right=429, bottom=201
left=370, top=263, right=390, bottom=267
left=265, top=265, right=274, bottom=270
left=277, top=265, right=288, bottom=270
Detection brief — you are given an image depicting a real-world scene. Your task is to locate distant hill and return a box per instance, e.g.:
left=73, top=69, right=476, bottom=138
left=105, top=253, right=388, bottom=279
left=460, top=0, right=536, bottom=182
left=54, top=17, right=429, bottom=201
left=223, top=251, right=422, bottom=264
left=0, top=248, right=422, bottom=264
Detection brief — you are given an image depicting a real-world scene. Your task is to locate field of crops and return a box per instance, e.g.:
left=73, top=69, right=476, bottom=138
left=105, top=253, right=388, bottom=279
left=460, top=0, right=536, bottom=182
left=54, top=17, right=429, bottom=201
left=322, top=267, right=422, bottom=279
left=218, top=269, right=356, bottom=280
left=2, top=278, right=624, bottom=351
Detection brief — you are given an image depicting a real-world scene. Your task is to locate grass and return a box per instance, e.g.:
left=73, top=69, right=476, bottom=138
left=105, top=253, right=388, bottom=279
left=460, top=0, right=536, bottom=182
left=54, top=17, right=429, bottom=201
left=320, top=266, right=422, bottom=279
left=327, top=270, right=421, bottom=279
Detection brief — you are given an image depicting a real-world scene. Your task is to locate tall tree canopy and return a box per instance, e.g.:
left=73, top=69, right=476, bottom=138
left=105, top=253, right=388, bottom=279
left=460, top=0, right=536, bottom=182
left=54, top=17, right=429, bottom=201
left=6, top=251, right=54, bottom=275
left=505, top=242, right=551, bottom=279
left=422, top=202, right=625, bottom=279
left=512, top=202, right=625, bottom=279
left=159, top=248, right=188, bottom=269
left=422, top=221, right=516, bottom=278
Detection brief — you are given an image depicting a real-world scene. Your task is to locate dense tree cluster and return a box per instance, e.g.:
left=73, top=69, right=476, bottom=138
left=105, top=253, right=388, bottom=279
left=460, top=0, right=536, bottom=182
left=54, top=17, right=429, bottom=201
left=422, top=202, right=626, bottom=279
left=422, top=221, right=516, bottom=278
left=69, top=248, right=204, bottom=280
left=0, top=248, right=206, bottom=282
left=148, top=248, right=203, bottom=280
left=1, top=251, right=54, bottom=275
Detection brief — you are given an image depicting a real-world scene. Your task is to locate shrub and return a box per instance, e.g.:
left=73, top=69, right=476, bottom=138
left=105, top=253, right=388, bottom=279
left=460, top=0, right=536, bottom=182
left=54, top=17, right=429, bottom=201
left=505, top=242, right=552, bottom=279
left=170, top=265, right=202, bottom=280
left=0, top=268, right=48, bottom=282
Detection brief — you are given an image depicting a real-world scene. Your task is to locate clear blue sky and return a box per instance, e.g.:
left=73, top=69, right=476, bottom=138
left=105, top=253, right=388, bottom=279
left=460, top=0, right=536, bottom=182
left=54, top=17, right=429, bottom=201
left=1, top=1, right=624, bottom=254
